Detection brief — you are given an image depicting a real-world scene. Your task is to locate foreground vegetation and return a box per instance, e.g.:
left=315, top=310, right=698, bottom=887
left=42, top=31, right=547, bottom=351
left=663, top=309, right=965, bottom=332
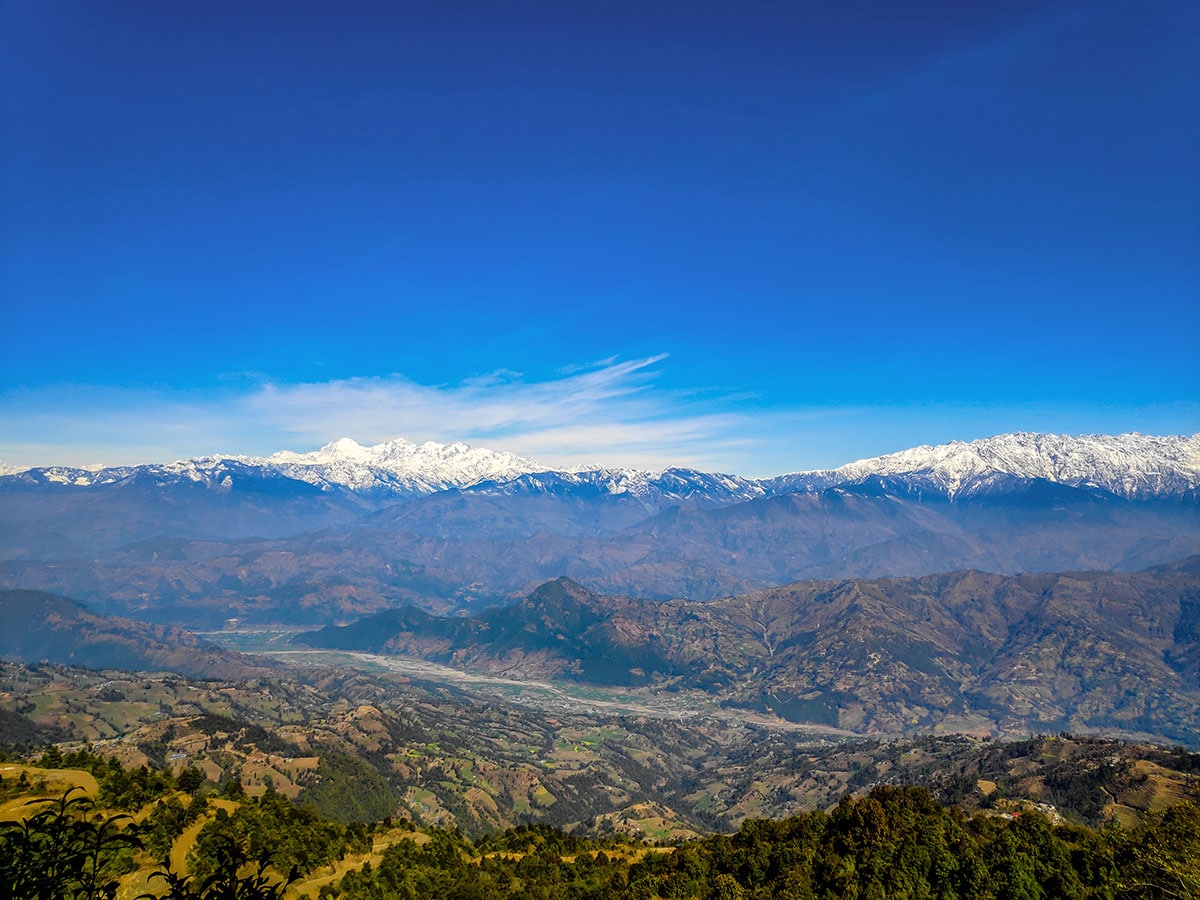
left=2, top=745, right=1198, bottom=899
left=322, top=786, right=1200, bottom=899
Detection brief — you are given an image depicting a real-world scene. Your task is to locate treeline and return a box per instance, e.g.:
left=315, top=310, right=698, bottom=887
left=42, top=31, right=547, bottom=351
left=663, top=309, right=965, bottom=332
left=329, top=786, right=1200, bottom=899
left=2, top=745, right=1198, bottom=899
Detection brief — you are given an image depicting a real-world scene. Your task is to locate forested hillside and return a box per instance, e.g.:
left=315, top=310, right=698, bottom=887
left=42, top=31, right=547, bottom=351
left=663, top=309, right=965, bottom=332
left=2, top=747, right=1197, bottom=899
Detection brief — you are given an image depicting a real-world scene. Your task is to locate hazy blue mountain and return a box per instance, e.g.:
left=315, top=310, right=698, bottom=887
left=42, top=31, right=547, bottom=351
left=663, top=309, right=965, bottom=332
left=0, top=588, right=274, bottom=678
left=1, top=433, right=1196, bottom=624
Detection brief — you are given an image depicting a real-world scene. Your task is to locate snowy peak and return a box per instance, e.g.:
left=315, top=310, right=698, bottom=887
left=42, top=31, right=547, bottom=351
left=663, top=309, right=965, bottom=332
left=0, top=437, right=545, bottom=498
left=3, top=432, right=1197, bottom=503
left=783, top=432, right=1200, bottom=500
left=243, top=438, right=764, bottom=506
left=246, top=437, right=546, bottom=495
left=469, top=466, right=767, bottom=510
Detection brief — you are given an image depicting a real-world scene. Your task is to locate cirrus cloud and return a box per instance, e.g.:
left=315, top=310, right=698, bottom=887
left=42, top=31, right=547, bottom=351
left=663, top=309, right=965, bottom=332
left=0, top=355, right=770, bottom=472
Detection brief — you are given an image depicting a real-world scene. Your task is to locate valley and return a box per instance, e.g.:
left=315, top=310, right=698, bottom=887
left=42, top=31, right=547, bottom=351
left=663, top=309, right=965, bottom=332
left=289, top=563, right=1200, bottom=745
left=2, top=432, right=1199, bottom=896
left=198, top=633, right=860, bottom=735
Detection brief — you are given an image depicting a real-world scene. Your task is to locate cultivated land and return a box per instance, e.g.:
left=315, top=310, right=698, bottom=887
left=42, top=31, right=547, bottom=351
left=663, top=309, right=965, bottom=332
left=3, top=659, right=1199, bottom=898
left=3, top=660, right=1197, bottom=839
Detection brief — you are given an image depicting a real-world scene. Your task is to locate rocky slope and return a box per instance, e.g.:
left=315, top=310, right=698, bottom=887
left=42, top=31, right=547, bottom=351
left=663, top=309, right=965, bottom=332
left=297, top=559, right=1200, bottom=744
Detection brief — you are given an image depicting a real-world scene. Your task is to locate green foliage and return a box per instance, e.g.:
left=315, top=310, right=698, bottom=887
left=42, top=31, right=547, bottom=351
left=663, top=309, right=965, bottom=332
left=145, top=840, right=298, bottom=900
left=0, top=785, right=314, bottom=900
left=0, top=788, right=139, bottom=900
left=100, top=762, right=176, bottom=809
left=1113, top=799, right=1200, bottom=899
left=144, top=794, right=207, bottom=858
left=5, top=756, right=1200, bottom=900
left=38, top=745, right=178, bottom=810
left=189, top=785, right=351, bottom=883
left=328, top=786, right=1197, bottom=899
left=176, top=766, right=206, bottom=794
left=476, top=822, right=582, bottom=856
left=219, top=776, right=246, bottom=800
left=296, top=750, right=400, bottom=824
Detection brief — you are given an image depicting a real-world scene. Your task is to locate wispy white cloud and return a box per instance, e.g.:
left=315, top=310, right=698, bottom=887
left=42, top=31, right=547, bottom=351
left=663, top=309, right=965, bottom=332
left=0, top=356, right=771, bottom=472
left=256, top=355, right=806, bottom=471
left=1, top=359, right=1195, bottom=476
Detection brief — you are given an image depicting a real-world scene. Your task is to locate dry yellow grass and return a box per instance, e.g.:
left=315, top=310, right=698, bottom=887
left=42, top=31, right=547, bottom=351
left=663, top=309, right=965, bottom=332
left=1106, top=803, right=1141, bottom=828
left=0, top=765, right=99, bottom=821
left=287, top=829, right=429, bottom=898
left=1123, top=760, right=1188, bottom=812
left=153, top=797, right=243, bottom=876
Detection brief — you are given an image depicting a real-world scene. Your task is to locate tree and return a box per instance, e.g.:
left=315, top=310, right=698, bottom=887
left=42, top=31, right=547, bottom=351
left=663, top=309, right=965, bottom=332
left=176, top=766, right=206, bottom=795
left=0, top=788, right=138, bottom=900
left=1115, top=801, right=1200, bottom=899
left=0, top=788, right=298, bottom=900
left=143, top=836, right=298, bottom=900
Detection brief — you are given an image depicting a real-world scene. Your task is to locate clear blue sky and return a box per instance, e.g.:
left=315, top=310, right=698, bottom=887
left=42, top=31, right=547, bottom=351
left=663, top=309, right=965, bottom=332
left=2, top=0, right=1197, bottom=475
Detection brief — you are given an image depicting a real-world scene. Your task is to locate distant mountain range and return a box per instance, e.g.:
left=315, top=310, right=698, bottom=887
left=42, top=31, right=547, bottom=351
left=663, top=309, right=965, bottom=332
left=1, top=432, right=1197, bottom=624
left=5, top=430, right=1198, bottom=503
left=3, top=431, right=1199, bottom=747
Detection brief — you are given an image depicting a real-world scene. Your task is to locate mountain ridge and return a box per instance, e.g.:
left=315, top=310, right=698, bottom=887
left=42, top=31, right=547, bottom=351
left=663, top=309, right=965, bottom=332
left=0, top=588, right=275, bottom=679
left=295, top=559, right=1200, bottom=744
left=4, top=431, right=1198, bottom=505
left=785, top=431, right=1200, bottom=500
left=3, top=432, right=1197, bottom=624
left=4, top=476, right=1196, bottom=624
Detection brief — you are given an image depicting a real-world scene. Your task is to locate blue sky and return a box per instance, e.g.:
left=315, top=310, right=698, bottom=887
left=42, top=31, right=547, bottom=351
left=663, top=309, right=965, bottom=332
left=2, top=0, right=1197, bottom=475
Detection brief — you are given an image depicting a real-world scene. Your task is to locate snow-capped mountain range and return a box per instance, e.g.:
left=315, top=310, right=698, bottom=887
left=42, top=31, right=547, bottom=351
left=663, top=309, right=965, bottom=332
left=251, top=437, right=541, bottom=496
left=772, top=432, right=1200, bottom=501
left=3, top=432, right=1198, bottom=504
left=4, top=432, right=1198, bottom=623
